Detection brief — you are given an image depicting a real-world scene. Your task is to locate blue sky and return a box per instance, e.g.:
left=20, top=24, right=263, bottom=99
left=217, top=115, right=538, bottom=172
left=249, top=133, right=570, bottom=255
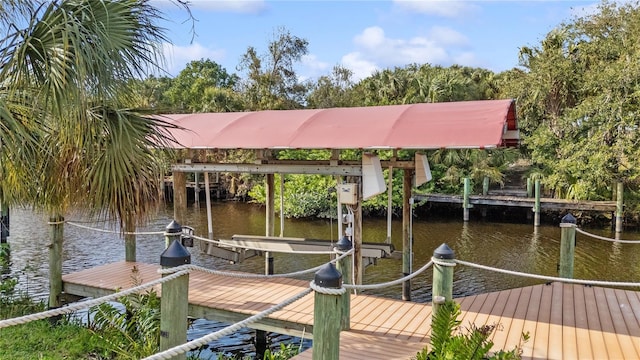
left=152, top=0, right=600, bottom=81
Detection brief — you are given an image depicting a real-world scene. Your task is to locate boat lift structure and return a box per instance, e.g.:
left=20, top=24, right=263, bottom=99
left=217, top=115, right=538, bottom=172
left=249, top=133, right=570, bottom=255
left=160, top=99, right=519, bottom=300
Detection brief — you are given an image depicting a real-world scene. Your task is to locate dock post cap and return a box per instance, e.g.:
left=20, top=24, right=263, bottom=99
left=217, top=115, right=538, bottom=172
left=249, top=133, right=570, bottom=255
left=433, top=243, right=455, bottom=260
left=336, top=235, right=352, bottom=251
left=165, top=220, right=182, bottom=234
left=160, top=239, right=191, bottom=267
left=561, top=213, right=577, bottom=224
left=314, top=263, right=343, bottom=289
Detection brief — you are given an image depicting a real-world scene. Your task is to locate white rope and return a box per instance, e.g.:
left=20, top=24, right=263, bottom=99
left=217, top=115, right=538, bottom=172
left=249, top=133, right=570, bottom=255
left=575, top=227, right=640, bottom=244
left=158, top=248, right=354, bottom=279
left=309, top=281, right=346, bottom=295
left=193, top=234, right=340, bottom=255
left=142, top=287, right=312, bottom=360
left=0, top=270, right=189, bottom=329
left=455, top=259, right=640, bottom=288
left=431, top=257, right=457, bottom=267
left=344, top=260, right=434, bottom=290
left=66, top=221, right=164, bottom=236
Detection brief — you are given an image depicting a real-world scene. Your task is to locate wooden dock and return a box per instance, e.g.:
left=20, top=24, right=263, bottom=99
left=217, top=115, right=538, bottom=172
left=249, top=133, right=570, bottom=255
left=415, top=193, right=618, bottom=212
left=62, top=262, right=640, bottom=359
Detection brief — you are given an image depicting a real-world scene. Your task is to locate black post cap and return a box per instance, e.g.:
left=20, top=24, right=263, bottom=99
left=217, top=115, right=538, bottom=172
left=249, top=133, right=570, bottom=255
left=160, top=239, right=191, bottom=267
left=433, top=243, right=455, bottom=260
left=314, top=263, right=342, bottom=289
left=561, top=213, right=577, bottom=224
left=165, top=220, right=182, bottom=234
left=336, top=235, right=352, bottom=251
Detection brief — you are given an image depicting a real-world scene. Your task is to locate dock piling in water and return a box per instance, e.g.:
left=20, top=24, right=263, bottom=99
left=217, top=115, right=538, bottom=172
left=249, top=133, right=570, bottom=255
left=559, top=213, right=577, bottom=279
left=432, top=243, right=455, bottom=316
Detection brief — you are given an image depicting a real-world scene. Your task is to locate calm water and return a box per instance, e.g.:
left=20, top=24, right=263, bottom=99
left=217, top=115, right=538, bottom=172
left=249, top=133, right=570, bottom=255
left=3, top=202, right=640, bottom=357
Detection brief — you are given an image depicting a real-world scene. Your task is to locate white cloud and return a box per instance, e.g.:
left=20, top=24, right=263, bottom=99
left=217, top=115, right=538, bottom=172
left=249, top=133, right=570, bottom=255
left=392, top=0, right=478, bottom=18
left=341, top=53, right=379, bottom=81
left=151, top=0, right=267, bottom=13
left=297, top=54, right=331, bottom=81
left=428, top=25, right=468, bottom=46
left=162, top=42, right=226, bottom=76
left=339, top=25, right=480, bottom=79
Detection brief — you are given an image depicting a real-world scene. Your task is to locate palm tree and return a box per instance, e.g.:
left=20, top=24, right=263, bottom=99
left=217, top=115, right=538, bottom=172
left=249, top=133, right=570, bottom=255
left=0, top=0, right=180, bottom=308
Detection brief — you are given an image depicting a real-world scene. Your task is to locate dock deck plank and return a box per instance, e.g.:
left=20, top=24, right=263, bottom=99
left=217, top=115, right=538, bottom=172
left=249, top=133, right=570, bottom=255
left=61, top=262, right=640, bottom=360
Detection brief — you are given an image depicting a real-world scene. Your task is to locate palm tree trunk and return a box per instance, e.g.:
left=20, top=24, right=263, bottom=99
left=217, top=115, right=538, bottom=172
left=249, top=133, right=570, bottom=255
left=124, top=211, right=136, bottom=262
left=48, top=213, right=64, bottom=308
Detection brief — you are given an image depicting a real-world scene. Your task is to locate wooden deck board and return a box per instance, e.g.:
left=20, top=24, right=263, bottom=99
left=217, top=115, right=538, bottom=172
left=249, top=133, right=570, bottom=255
left=61, top=262, right=640, bottom=360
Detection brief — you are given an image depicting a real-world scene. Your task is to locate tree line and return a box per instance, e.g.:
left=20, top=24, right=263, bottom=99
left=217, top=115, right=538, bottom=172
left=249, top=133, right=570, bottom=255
left=125, top=1, right=640, bottom=221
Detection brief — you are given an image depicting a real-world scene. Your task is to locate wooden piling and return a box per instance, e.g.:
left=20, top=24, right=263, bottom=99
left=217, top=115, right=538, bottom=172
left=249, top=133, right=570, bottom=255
left=173, top=171, right=187, bottom=225
left=559, top=213, right=577, bottom=279
left=482, top=176, right=490, bottom=196
left=312, top=264, right=343, bottom=360
left=527, top=178, right=533, bottom=198
left=534, top=179, right=541, bottom=226
left=402, top=169, right=412, bottom=301
left=49, top=214, right=64, bottom=308
left=159, top=237, right=191, bottom=360
left=616, top=182, right=624, bottom=233
left=336, top=237, right=352, bottom=330
left=432, top=243, right=455, bottom=315
left=463, top=178, right=470, bottom=222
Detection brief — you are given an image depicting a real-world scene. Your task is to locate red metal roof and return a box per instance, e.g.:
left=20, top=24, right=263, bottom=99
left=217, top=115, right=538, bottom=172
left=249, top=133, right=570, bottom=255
left=159, top=99, right=518, bottom=150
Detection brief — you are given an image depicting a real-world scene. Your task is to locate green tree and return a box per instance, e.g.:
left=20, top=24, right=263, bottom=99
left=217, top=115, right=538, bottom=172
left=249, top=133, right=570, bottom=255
left=503, top=0, right=640, bottom=202
left=0, top=0, right=179, bottom=307
left=165, top=59, right=242, bottom=112
left=307, top=65, right=357, bottom=108
left=238, top=27, right=309, bottom=110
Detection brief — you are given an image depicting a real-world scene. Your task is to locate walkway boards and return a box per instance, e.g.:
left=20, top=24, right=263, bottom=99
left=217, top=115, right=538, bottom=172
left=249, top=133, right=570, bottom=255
left=62, top=262, right=640, bottom=359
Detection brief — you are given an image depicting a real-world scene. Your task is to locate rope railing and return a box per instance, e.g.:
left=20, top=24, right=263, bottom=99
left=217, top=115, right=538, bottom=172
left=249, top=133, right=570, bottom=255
left=158, top=248, right=354, bottom=279
left=0, top=270, right=189, bottom=329
left=65, top=221, right=165, bottom=236
left=450, top=258, right=640, bottom=288
left=575, top=227, right=640, bottom=244
left=344, top=260, right=434, bottom=290
left=142, top=287, right=313, bottom=360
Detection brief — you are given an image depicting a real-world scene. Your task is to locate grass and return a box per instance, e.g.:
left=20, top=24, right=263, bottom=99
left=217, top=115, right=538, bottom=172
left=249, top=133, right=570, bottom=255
left=0, top=318, right=110, bottom=360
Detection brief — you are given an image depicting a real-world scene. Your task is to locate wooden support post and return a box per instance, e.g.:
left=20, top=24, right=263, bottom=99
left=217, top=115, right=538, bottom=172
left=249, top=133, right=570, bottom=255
left=257, top=174, right=275, bottom=358
left=194, top=172, right=200, bottom=207
left=336, top=237, right=352, bottom=330
left=353, top=180, right=363, bottom=285
left=482, top=176, right=489, bottom=196
left=432, top=243, right=455, bottom=316
left=265, top=173, right=275, bottom=275
left=279, top=174, right=285, bottom=237
left=159, top=229, right=191, bottom=360
left=559, top=213, right=576, bottom=279
left=48, top=214, right=64, bottom=309
left=173, top=171, right=187, bottom=225
left=534, top=179, right=541, bottom=227
left=616, top=181, right=624, bottom=233
left=386, top=166, right=394, bottom=244
left=124, top=212, right=136, bottom=262
left=204, top=172, right=213, bottom=239
left=463, top=177, right=470, bottom=222
left=312, top=264, right=343, bottom=360
left=402, top=169, right=412, bottom=301
left=526, top=178, right=533, bottom=198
